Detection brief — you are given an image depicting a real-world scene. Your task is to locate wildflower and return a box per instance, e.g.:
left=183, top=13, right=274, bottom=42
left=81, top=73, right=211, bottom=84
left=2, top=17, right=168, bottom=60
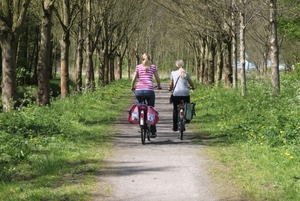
left=280, top=130, right=284, bottom=134
left=290, top=156, right=294, bottom=159
left=285, top=152, right=290, bottom=156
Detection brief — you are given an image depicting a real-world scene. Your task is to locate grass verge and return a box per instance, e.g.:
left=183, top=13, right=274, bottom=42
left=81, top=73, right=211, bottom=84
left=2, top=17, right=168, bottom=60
left=191, top=73, right=300, bottom=200
left=0, top=79, right=132, bottom=201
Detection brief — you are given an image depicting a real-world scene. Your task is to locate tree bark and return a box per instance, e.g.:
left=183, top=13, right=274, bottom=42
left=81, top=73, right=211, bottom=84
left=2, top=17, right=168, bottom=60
left=208, top=38, right=215, bottom=85
left=85, top=0, right=94, bottom=92
left=37, top=0, right=54, bottom=106
left=60, top=0, right=70, bottom=98
left=216, top=41, right=223, bottom=86
left=0, top=0, right=31, bottom=111
left=75, top=0, right=84, bottom=92
left=239, top=0, right=246, bottom=96
left=231, top=0, right=238, bottom=89
left=270, top=0, right=280, bottom=95
left=223, top=41, right=232, bottom=88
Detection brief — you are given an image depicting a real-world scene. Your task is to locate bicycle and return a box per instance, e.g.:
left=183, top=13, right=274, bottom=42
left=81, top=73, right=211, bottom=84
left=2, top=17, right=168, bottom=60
left=177, top=100, right=186, bottom=140
left=137, top=99, right=151, bottom=145
left=131, top=86, right=161, bottom=145
left=172, top=87, right=195, bottom=140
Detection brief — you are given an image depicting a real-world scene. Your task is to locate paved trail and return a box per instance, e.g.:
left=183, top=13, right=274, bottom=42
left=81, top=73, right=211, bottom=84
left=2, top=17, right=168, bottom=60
left=92, top=83, right=241, bottom=201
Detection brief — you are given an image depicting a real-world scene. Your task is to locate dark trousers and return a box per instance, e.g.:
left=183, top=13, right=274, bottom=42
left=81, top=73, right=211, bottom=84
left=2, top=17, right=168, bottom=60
left=172, top=95, right=190, bottom=130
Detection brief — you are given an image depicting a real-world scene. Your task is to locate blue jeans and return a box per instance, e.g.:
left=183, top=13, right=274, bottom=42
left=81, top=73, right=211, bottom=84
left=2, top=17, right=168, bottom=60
left=135, top=90, right=156, bottom=134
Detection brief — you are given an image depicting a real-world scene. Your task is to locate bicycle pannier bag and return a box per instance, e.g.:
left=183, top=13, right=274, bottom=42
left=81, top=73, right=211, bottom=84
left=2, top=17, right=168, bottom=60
left=184, top=103, right=196, bottom=121
left=147, top=106, right=159, bottom=125
left=128, top=104, right=139, bottom=124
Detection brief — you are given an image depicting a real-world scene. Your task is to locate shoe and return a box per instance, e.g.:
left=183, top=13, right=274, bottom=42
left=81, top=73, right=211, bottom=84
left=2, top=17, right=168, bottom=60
left=151, top=133, right=157, bottom=138
left=172, top=128, right=178, bottom=132
left=185, top=120, right=190, bottom=123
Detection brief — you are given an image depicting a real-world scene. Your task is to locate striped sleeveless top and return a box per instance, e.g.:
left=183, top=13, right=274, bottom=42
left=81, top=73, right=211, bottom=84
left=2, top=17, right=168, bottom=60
left=135, top=64, right=157, bottom=91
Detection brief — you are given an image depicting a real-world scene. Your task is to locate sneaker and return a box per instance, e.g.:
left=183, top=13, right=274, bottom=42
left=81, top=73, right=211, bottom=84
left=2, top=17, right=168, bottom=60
left=151, top=133, right=157, bottom=138
left=172, top=128, right=178, bottom=132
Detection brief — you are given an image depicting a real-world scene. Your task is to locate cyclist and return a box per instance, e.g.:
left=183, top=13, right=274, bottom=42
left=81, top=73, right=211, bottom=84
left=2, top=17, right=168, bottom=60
left=168, top=60, right=195, bottom=132
left=131, top=53, right=162, bottom=138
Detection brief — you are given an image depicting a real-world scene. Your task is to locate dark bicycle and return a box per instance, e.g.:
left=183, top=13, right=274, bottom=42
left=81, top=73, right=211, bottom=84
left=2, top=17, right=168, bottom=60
left=177, top=100, right=186, bottom=140
left=173, top=87, right=195, bottom=140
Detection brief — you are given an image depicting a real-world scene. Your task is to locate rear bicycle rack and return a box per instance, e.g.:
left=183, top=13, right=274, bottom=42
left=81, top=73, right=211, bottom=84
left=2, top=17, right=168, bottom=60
left=140, top=110, right=145, bottom=126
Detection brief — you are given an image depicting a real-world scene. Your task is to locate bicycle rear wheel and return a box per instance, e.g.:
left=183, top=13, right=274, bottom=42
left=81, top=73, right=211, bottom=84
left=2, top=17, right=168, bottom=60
left=141, top=126, right=146, bottom=145
left=179, top=119, right=184, bottom=140
left=147, top=126, right=151, bottom=141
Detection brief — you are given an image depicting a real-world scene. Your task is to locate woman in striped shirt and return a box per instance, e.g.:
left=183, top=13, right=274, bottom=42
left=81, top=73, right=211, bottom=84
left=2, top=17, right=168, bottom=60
left=131, top=53, right=162, bottom=138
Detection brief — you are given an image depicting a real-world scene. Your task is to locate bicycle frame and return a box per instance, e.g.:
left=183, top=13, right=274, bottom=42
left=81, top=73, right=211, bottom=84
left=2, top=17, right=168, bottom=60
left=138, top=103, right=151, bottom=145
left=177, top=102, right=186, bottom=140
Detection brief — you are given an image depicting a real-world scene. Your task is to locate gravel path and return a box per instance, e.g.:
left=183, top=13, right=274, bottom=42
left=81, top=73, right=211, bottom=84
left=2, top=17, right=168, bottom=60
left=92, top=83, right=242, bottom=201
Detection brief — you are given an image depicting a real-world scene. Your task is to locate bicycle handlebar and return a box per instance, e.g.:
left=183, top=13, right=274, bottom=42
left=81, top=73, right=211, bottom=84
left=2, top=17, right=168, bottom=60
left=169, top=86, right=195, bottom=91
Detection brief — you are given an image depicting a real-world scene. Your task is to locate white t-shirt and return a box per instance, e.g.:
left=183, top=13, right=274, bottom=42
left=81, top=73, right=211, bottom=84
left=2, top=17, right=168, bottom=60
left=170, top=70, right=190, bottom=96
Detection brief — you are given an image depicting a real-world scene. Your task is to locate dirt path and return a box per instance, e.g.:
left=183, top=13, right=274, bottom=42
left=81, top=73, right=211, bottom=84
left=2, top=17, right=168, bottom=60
left=92, top=83, right=242, bottom=201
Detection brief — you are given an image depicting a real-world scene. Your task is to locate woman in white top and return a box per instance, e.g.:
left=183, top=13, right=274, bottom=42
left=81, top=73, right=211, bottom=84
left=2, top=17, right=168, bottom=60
left=169, top=60, right=195, bottom=131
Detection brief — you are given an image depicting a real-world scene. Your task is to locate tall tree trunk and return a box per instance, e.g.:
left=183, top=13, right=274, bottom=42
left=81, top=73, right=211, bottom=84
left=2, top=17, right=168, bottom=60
left=117, top=55, right=122, bottom=80
left=85, top=0, right=94, bottom=92
left=60, top=0, right=70, bottom=98
left=109, top=56, right=115, bottom=83
left=199, top=39, right=205, bottom=84
left=208, top=39, right=215, bottom=85
left=127, top=50, right=131, bottom=79
left=239, top=0, right=246, bottom=96
left=75, top=0, right=83, bottom=92
left=270, top=0, right=280, bottom=95
left=204, top=39, right=209, bottom=84
left=104, top=51, right=109, bottom=85
left=97, top=47, right=105, bottom=86
left=223, top=41, right=232, bottom=88
left=37, top=0, right=54, bottom=106
left=216, top=41, right=223, bottom=86
left=231, top=0, right=238, bottom=89
left=1, top=38, right=17, bottom=111
left=0, top=0, right=31, bottom=111
left=60, top=31, right=70, bottom=98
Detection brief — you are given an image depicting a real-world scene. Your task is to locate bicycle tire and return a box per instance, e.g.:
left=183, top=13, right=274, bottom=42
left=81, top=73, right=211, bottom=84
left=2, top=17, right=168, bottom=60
left=146, top=126, right=151, bottom=141
left=141, top=126, right=146, bottom=145
left=179, top=119, right=184, bottom=140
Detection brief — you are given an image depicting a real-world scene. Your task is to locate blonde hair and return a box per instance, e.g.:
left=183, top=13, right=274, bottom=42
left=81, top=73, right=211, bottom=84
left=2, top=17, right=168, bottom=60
left=142, top=53, right=151, bottom=73
left=176, top=60, right=186, bottom=78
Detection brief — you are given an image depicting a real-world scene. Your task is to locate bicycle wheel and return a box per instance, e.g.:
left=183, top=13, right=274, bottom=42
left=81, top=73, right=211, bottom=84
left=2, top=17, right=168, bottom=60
left=146, top=126, right=151, bottom=141
left=141, top=126, right=146, bottom=145
left=179, top=119, right=184, bottom=140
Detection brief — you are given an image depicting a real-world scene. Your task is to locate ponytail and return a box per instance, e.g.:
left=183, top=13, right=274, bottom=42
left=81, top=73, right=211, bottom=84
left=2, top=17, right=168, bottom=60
left=142, top=53, right=151, bottom=73
left=179, top=67, right=186, bottom=78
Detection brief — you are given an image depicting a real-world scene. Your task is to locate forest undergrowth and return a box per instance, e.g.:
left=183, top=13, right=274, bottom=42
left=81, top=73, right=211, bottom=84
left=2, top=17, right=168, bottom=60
left=192, top=71, right=300, bottom=200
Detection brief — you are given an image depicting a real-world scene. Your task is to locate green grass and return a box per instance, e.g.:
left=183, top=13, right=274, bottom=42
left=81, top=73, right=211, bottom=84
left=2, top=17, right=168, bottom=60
left=1, top=73, right=300, bottom=200
left=0, top=79, right=132, bottom=201
left=191, top=72, right=300, bottom=200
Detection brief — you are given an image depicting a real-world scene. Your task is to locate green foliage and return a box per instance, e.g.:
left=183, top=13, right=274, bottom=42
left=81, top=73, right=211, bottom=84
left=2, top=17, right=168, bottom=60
left=0, top=79, right=132, bottom=200
left=192, top=72, right=300, bottom=200
left=278, top=17, right=300, bottom=41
